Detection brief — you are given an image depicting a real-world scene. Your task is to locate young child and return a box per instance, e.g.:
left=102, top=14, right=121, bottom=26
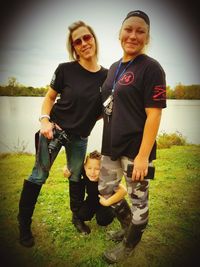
left=63, top=150, right=127, bottom=231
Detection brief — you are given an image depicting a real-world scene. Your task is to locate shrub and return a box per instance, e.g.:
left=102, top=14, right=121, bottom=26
left=157, top=131, right=187, bottom=149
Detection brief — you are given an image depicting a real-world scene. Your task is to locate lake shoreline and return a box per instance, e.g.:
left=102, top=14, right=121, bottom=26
left=0, top=97, right=200, bottom=153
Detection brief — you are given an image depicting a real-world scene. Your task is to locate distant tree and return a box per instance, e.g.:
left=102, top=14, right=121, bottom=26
left=166, top=85, right=175, bottom=99
left=184, top=85, right=200, bottom=99
left=8, top=77, right=18, bottom=87
left=174, top=83, right=185, bottom=99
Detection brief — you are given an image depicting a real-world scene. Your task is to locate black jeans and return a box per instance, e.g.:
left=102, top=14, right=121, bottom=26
left=78, top=201, right=115, bottom=226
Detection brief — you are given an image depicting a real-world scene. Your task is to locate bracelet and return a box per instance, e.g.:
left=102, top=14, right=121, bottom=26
left=39, top=114, right=50, bottom=122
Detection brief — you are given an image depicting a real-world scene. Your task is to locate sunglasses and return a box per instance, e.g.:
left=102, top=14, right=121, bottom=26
left=72, top=34, right=93, bottom=46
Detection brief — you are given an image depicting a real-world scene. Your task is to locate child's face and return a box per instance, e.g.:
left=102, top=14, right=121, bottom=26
left=84, top=158, right=100, bottom=182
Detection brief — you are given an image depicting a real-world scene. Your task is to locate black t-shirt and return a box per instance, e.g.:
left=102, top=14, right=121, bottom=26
left=50, top=61, right=107, bottom=137
left=82, top=172, right=101, bottom=212
left=101, top=54, right=166, bottom=161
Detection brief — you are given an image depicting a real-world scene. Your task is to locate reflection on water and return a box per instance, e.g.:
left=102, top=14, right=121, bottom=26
left=0, top=97, right=199, bottom=153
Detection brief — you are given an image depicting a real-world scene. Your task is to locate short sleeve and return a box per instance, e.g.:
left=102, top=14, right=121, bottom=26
left=50, top=64, right=64, bottom=93
left=143, top=62, right=166, bottom=108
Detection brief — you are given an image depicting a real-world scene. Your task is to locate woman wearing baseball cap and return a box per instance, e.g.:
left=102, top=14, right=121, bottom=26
left=99, top=10, right=166, bottom=263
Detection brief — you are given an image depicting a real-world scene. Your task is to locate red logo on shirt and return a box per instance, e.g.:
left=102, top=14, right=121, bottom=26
left=118, top=72, right=134, bottom=85
left=153, top=85, right=166, bottom=100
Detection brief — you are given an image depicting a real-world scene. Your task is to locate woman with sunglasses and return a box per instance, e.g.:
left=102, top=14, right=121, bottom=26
left=98, top=11, right=166, bottom=263
left=17, top=21, right=107, bottom=247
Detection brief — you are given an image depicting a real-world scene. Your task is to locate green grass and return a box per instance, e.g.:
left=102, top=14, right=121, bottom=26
left=0, top=146, right=200, bottom=267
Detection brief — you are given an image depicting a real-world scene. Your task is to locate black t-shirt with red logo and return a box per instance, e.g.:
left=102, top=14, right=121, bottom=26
left=49, top=61, right=107, bottom=137
left=101, top=54, right=166, bottom=161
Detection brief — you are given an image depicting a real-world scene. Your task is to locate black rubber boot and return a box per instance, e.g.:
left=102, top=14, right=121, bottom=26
left=17, top=180, right=42, bottom=247
left=69, top=180, right=91, bottom=235
left=103, top=222, right=146, bottom=264
left=72, top=213, right=91, bottom=234
left=108, top=199, right=132, bottom=242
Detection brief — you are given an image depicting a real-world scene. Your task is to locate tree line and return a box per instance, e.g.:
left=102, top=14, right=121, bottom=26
left=0, top=77, right=200, bottom=99
left=167, top=84, right=200, bottom=99
left=0, top=77, right=48, bottom=96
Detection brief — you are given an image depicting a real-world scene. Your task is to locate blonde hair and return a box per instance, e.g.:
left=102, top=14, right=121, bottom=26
left=67, top=20, right=99, bottom=61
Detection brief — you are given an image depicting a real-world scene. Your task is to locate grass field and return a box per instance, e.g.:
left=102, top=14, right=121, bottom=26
left=0, top=145, right=200, bottom=267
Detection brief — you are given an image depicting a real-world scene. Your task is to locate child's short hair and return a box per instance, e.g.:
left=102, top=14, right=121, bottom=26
left=85, top=150, right=102, bottom=163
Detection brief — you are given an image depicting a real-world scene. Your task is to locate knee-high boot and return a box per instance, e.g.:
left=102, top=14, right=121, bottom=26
left=69, top=180, right=91, bottom=234
left=17, top=180, right=42, bottom=247
left=104, top=222, right=147, bottom=264
left=108, top=199, right=132, bottom=242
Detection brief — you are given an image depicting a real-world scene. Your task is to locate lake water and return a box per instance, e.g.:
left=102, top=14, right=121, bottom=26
left=0, top=97, right=199, bottom=153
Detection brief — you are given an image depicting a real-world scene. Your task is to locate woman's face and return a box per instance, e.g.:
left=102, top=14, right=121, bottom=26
left=72, top=26, right=96, bottom=60
left=119, top=16, right=149, bottom=60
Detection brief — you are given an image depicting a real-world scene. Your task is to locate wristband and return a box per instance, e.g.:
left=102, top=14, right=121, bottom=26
left=39, top=114, right=50, bottom=122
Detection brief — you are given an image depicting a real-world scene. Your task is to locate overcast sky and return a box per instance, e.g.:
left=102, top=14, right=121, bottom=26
left=0, top=0, right=199, bottom=88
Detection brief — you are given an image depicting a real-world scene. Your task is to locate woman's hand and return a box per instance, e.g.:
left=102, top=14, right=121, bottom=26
left=40, top=120, right=54, bottom=139
left=132, top=108, right=162, bottom=181
left=132, top=155, right=148, bottom=181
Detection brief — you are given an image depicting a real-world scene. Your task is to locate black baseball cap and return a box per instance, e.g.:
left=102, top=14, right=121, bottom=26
left=123, top=10, right=150, bottom=26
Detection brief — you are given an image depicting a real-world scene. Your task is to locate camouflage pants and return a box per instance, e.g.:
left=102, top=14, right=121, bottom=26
left=99, top=155, right=149, bottom=226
